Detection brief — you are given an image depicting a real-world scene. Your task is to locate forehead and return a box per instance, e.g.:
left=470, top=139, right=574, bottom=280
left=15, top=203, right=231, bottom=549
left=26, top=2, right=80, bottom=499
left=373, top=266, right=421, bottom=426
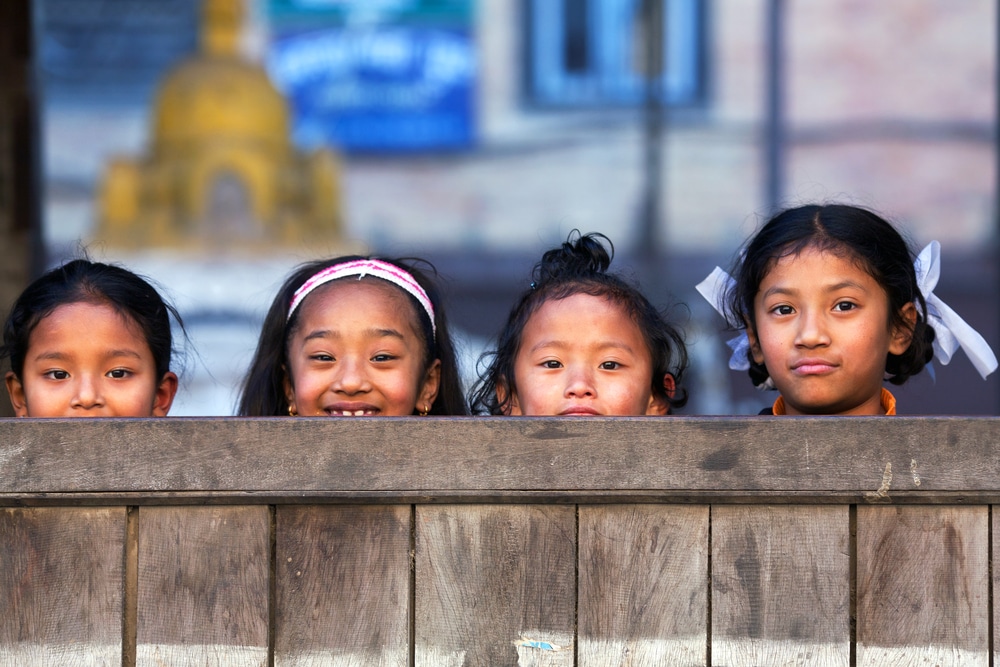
left=523, top=293, right=647, bottom=346
left=29, top=301, right=149, bottom=349
left=762, top=246, right=881, bottom=290
left=294, top=278, right=423, bottom=332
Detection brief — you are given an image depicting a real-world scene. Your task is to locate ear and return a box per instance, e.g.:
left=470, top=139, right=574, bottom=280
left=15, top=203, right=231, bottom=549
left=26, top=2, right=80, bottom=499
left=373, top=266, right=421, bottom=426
left=645, top=373, right=675, bottom=416
left=5, top=371, right=28, bottom=417
left=416, top=359, right=441, bottom=413
left=497, top=380, right=521, bottom=416
left=282, top=366, right=298, bottom=416
left=744, top=319, right=765, bottom=365
left=152, top=372, right=179, bottom=417
left=889, top=302, right=918, bottom=355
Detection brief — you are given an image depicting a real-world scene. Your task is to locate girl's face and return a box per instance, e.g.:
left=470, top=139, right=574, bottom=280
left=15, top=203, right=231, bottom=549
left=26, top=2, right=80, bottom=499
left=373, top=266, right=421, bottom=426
left=747, top=246, right=915, bottom=415
left=5, top=301, right=177, bottom=417
left=284, top=279, right=440, bottom=417
left=507, top=293, right=670, bottom=416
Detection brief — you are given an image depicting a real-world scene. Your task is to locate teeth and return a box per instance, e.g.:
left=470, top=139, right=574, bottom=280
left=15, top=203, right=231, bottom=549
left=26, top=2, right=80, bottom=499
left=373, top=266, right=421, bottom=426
left=354, top=410, right=365, bottom=416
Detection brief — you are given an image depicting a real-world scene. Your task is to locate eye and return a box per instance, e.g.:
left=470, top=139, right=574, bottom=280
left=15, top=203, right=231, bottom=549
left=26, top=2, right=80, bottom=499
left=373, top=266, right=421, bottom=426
left=371, top=353, right=397, bottom=363
left=541, top=360, right=562, bottom=369
left=771, top=304, right=794, bottom=316
left=834, top=301, right=857, bottom=312
left=599, top=361, right=621, bottom=370
left=44, top=370, right=69, bottom=380
left=310, top=353, right=335, bottom=363
left=107, top=368, right=132, bottom=379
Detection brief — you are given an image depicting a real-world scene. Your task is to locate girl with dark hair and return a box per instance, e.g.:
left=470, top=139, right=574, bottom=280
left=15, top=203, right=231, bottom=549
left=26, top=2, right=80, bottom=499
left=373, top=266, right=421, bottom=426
left=470, top=231, right=688, bottom=416
left=2, top=259, right=182, bottom=417
left=698, top=204, right=997, bottom=415
left=238, top=256, right=467, bottom=416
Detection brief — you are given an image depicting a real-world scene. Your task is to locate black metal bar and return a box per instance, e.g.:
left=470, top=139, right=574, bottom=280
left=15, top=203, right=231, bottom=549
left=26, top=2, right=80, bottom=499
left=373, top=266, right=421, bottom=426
left=764, top=0, right=784, bottom=215
left=638, top=0, right=665, bottom=261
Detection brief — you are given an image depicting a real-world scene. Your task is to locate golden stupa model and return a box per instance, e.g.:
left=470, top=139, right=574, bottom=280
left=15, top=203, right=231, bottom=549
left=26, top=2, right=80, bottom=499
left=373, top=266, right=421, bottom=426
left=97, top=0, right=343, bottom=249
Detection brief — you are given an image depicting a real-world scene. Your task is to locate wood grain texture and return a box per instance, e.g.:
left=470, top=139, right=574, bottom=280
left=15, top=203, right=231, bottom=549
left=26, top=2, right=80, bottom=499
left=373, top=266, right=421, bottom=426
left=136, top=506, right=269, bottom=666
left=857, top=506, right=988, bottom=666
left=712, top=505, right=849, bottom=666
left=2, top=417, right=1000, bottom=502
left=415, top=505, right=575, bottom=667
left=994, top=507, right=1000, bottom=667
left=0, top=507, right=124, bottom=664
left=578, top=504, right=707, bottom=666
left=274, top=505, right=410, bottom=667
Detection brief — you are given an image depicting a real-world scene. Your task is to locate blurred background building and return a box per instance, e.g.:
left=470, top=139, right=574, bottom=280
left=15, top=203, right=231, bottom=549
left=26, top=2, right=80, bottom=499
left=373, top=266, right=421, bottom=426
left=5, top=0, right=998, bottom=414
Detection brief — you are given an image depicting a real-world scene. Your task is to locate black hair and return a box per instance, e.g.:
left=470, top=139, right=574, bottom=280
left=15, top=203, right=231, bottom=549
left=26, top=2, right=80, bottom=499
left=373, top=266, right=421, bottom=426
left=237, top=255, right=468, bottom=416
left=1, top=259, right=182, bottom=381
left=726, top=204, right=935, bottom=387
left=469, top=231, right=688, bottom=415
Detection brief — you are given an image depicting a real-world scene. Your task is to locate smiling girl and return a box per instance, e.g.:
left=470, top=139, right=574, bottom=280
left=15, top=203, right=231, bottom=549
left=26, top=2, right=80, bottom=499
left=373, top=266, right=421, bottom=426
left=699, top=204, right=997, bottom=415
left=238, top=256, right=466, bottom=417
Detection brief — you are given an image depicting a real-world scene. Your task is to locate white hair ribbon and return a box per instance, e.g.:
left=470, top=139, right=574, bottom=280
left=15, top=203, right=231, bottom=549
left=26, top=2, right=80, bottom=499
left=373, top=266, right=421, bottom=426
left=696, top=267, right=749, bottom=370
left=914, top=241, right=997, bottom=379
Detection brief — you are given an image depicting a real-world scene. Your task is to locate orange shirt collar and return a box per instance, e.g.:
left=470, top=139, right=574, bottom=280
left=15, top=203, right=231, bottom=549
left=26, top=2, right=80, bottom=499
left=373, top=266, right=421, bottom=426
left=772, top=388, right=896, bottom=415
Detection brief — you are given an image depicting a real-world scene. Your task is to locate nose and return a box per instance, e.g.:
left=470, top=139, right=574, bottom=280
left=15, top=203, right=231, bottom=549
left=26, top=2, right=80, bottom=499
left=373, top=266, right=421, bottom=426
left=330, top=358, right=371, bottom=394
left=794, top=309, right=831, bottom=348
left=564, top=367, right=596, bottom=399
left=70, top=375, right=104, bottom=410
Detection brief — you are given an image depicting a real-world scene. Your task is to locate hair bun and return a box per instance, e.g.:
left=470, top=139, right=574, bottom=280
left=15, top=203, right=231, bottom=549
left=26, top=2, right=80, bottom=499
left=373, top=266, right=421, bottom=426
left=534, top=231, right=613, bottom=284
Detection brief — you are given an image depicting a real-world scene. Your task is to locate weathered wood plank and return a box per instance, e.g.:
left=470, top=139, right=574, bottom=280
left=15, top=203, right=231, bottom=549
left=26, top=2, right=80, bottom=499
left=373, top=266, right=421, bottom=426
left=994, top=507, right=1000, bottom=667
left=0, top=507, right=124, bottom=666
left=415, top=505, right=575, bottom=667
left=274, top=505, right=410, bottom=667
left=578, top=504, right=707, bottom=666
left=1, top=418, right=1000, bottom=501
left=712, top=505, right=849, bottom=666
left=136, top=506, right=269, bottom=666
left=857, top=506, right=988, bottom=666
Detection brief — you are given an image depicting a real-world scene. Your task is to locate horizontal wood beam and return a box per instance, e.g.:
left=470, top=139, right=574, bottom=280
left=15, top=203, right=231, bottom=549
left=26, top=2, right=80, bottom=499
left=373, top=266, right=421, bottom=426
left=1, top=417, right=998, bottom=504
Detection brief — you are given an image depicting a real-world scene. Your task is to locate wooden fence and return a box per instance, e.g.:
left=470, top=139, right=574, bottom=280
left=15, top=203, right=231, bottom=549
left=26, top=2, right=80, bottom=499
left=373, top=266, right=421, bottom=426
left=0, top=416, right=998, bottom=666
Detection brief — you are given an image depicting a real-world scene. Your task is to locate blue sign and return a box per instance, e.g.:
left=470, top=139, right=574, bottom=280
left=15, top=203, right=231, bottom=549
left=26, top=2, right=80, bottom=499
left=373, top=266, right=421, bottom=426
left=268, top=25, right=476, bottom=152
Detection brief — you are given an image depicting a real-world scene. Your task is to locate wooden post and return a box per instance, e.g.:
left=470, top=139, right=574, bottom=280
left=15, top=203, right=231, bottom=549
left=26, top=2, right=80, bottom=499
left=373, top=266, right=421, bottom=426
left=0, top=0, right=42, bottom=418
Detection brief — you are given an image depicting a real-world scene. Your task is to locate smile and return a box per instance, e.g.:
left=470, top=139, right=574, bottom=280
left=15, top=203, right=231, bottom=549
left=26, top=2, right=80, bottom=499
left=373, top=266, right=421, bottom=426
left=324, top=408, right=379, bottom=416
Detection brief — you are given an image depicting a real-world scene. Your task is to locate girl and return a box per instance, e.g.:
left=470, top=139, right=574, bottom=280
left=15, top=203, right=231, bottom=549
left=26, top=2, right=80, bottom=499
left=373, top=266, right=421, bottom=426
left=698, top=204, right=997, bottom=415
left=238, top=255, right=467, bottom=416
left=2, top=259, right=181, bottom=417
left=470, top=232, right=688, bottom=416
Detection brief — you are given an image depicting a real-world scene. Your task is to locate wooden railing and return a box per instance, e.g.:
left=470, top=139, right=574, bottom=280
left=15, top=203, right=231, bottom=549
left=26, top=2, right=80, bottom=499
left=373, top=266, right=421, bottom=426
left=0, top=417, right=997, bottom=666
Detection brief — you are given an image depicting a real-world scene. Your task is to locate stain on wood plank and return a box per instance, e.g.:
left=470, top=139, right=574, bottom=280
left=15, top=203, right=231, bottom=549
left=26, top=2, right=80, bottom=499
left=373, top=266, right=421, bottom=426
left=274, top=505, right=410, bottom=666
left=578, top=504, right=707, bottom=666
left=0, top=507, right=124, bottom=664
left=136, top=506, right=269, bottom=665
left=414, top=505, right=575, bottom=667
left=857, top=505, right=987, bottom=665
left=712, top=505, right=849, bottom=666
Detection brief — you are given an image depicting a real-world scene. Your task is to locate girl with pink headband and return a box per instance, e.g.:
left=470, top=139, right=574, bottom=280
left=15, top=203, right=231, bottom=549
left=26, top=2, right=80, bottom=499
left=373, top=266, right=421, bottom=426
left=238, top=256, right=467, bottom=416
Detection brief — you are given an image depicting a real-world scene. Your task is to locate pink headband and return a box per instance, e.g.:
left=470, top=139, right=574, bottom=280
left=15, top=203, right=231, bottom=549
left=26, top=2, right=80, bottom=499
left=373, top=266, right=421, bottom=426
left=287, top=259, right=437, bottom=339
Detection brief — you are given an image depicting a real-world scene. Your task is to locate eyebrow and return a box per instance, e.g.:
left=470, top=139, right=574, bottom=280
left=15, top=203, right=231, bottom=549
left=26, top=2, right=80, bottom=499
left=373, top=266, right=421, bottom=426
left=302, top=328, right=407, bottom=342
left=34, top=349, right=143, bottom=362
left=762, top=280, right=869, bottom=299
left=529, top=339, right=637, bottom=355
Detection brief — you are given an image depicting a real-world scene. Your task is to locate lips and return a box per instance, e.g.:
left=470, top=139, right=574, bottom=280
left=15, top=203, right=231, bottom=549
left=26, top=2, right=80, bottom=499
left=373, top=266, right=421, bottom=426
left=559, top=406, right=601, bottom=416
left=792, top=358, right=837, bottom=375
left=322, top=404, right=379, bottom=416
